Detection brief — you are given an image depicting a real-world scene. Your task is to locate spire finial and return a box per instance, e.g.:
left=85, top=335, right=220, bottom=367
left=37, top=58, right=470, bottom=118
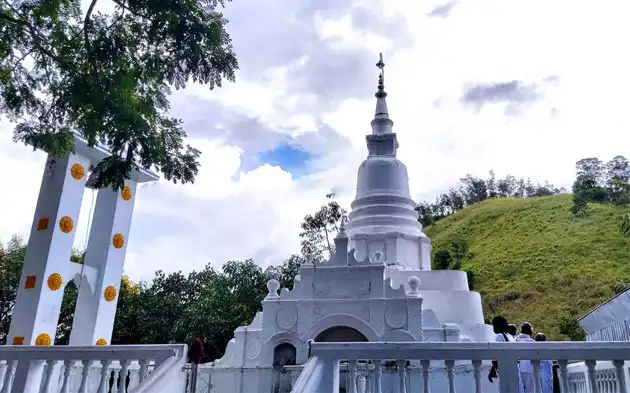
left=376, top=53, right=386, bottom=98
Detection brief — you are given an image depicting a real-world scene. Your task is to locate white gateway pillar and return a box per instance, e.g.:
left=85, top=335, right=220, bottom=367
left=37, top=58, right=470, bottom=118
left=8, top=133, right=158, bottom=349
left=69, top=181, right=138, bottom=345
left=7, top=154, right=90, bottom=346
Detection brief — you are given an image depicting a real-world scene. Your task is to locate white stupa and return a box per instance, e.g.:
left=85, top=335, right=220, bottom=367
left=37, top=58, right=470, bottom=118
left=212, top=54, right=493, bottom=372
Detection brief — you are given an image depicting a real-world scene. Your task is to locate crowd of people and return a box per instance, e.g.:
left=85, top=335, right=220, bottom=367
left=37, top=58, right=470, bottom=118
left=489, top=316, right=556, bottom=393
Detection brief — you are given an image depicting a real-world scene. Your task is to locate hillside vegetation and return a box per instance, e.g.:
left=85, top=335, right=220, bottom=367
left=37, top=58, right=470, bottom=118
left=425, top=194, right=630, bottom=340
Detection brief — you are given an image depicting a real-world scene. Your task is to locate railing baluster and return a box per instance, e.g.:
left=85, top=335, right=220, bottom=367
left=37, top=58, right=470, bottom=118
left=586, top=360, right=600, bottom=393
left=0, top=361, right=6, bottom=389
left=472, top=360, right=482, bottom=393
left=557, top=360, right=570, bottom=393
left=0, top=360, right=16, bottom=393
left=127, top=367, right=140, bottom=390
left=348, top=360, right=358, bottom=393
left=532, top=360, right=542, bottom=393
left=117, top=359, right=131, bottom=393
left=357, top=374, right=367, bottom=393
left=77, top=359, right=94, bottom=393
left=59, top=360, right=73, bottom=393
left=397, top=360, right=407, bottom=393
left=613, top=360, right=627, bottom=393
left=41, top=359, right=59, bottom=393
left=373, top=360, right=383, bottom=393
left=445, top=360, right=456, bottom=393
left=138, top=359, right=150, bottom=382
left=421, top=360, right=431, bottom=393
left=97, top=360, right=112, bottom=393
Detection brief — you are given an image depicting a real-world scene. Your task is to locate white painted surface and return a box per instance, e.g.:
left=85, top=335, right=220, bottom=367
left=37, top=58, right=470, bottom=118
left=210, top=60, right=493, bottom=381
left=0, top=344, right=187, bottom=393
left=71, top=182, right=138, bottom=346
left=580, top=290, right=630, bottom=341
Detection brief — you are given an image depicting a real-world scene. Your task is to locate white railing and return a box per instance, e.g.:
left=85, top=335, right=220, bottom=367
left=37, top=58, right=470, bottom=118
left=291, top=341, right=630, bottom=393
left=567, top=360, right=630, bottom=393
left=0, top=344, right=187, bottom=393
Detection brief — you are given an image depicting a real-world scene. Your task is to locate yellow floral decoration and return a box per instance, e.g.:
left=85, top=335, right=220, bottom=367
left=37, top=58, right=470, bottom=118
left=35, top=333, right=51, bottom=346
left=95, top=338, right=108, bottom=345
left=37, top=217, right=49, bottom=231
left=70, top=163, right=85, bottom=180
left=104, top=285, right=117, bottom=302
left=47, top=273, right=63, bottom=291
left=59, top=216, right=74, bottom=233
left=121, top=186, right=132, bottom=201
left=112, top=233, right=125, bottom=249
left=12, top=336, right=24, bottom=345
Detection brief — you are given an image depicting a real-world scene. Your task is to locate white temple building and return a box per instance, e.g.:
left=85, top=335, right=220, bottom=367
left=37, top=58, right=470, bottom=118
left=211, top=54, right=494, bottom=376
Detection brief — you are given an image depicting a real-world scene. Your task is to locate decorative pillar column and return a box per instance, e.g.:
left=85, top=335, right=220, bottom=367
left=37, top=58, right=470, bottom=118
left=69, top=181, right=138, bottom=345
left=7, top=154, right=90, bottom=393
left=8, top=155, right=90, bottom=345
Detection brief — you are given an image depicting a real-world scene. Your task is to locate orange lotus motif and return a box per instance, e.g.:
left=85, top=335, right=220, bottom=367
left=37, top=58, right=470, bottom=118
left=37, top=217, right=49, bottom=231
left=12, top=336, right=24, bottom=345
left=112, top=233, right=125, bottom=249
left=104, top=285, right=117, bottom=302
left=47, top=273, right=63, bottom=291
left=59, top=216, right=74, bottom=233
left=35, top=333, right=51, bottom=346
left=96, top=338, right=108, bottom=345
left=70, top=163, right=85, bottom=180
left=121, top=186, right=132, bottom=201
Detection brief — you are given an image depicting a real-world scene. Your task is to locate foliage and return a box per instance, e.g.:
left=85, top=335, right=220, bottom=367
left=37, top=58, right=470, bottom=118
left=299, top=194, right=347, bottom=262
left=425, top=194, right=630, bottom=340
left=557, top=315, right=586, bottom=342
left=0, top=0, right=238, bottom=190
left=0, top=235, right=24, bottom=345
left=416, top=170, right=564, bottom=228
left=571, top=156, right=630, bottom=216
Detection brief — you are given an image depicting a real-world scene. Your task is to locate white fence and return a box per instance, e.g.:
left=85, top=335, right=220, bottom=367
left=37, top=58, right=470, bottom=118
left=289, top=341, right=630, bottom=393
left=0, top=344, right=187, bottom=393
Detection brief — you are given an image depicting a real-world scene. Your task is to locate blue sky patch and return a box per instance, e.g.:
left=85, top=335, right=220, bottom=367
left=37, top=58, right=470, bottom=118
left=239, top=144, right=314, bottom=178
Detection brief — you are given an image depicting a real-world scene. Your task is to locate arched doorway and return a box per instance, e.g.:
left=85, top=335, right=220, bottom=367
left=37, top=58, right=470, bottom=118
left=315, top=326, right=369, bottom=343
left=273, top=343, right=297, bottom=367
left=272, top=343, right=297, bottom=393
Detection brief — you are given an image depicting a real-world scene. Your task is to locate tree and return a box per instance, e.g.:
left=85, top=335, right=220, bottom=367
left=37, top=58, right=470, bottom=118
left=606, top=156, right=630, bottom=183
left=576, top=158, right=605, bottom=185
left=265, top=254, right=304, bottom=291
left=1, top=0, right=238, bottom=190
left=570, top=193, right=590, bottom=217
left=433, top=250, right=452, bottom=270
left=0, top=236, right=25, bottom=344
left=299, top=194, right=347, bottom=262
left=557, top=315, right=586, bottom=341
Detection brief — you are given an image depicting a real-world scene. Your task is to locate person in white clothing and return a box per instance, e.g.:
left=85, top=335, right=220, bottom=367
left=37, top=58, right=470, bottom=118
left=516, top=322, right=536, bottom=393
left=489, top=316, right=521, bottom=388
left=535, top=333, right=554, bottom=393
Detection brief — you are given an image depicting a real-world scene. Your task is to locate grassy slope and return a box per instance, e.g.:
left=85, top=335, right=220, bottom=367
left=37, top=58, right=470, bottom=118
left=424, top=194, right=630, bottom=340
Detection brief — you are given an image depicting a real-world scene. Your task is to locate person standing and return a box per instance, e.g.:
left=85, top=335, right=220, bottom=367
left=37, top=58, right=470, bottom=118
left=535, top=333, right=554, bottom=393
left=489, top=316, right=519, bottom=385
left=508, top=324, right=518, bottom=339
left=516, top=322, right=536, bottom=393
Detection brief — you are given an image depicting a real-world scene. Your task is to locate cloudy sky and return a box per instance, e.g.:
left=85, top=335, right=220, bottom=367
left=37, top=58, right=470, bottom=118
left=2, top=0, right=630, bottom=281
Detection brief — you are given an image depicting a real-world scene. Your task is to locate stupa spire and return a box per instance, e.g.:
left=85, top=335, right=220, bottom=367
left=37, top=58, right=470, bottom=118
left=371, top=53, right=393, bottom=134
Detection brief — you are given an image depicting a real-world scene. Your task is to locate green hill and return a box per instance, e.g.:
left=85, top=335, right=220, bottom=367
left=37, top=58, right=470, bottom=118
left=424, top=194, right=630, bottom=340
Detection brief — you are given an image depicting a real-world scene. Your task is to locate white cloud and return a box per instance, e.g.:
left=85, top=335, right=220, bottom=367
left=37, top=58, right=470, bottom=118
left=2, top=0, right=630, bottom=280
